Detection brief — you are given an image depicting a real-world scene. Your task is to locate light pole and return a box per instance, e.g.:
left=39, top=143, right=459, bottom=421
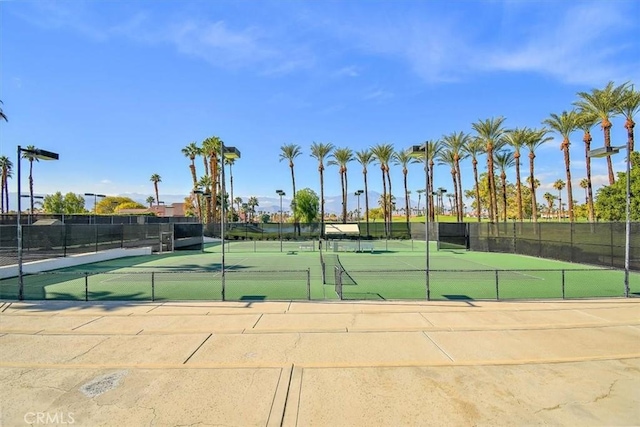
left=355, top=190, right=364, bottom=221
left=84, top=193, right=106, bottom=224
left=17, top=145, right=59, bottom=300
left=220, top=143, right=241, bottom=301
left=588, top=144, right=630, bottom=297
left=409, top=144, right=430, bottom=300
left=276, top=190, right=285, bottom=252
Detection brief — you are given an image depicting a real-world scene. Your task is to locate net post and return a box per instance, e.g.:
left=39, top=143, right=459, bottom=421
left=152, top=272, right=155, bottom=302
left=495, top=270, right=500, bottom=301
left=561, top=269, right=565, bottom=299
left=84, top=273, right=88, bottom=302
left=306, top=268, right=311, bottom=300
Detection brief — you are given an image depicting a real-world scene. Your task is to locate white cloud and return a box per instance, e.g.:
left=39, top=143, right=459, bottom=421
left=334, top=66, right=359, bottom=78
left=364, top=88, right=393, bottom=102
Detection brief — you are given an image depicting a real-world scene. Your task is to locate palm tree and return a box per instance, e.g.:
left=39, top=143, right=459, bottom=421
left=579, top=178, right=589, bottom=205
left=310, top=142, right=335, bottom=234
left=462, top=137, right=485, bottom=221
left=370, top=143, right=395, bottom=236
left=248, top=196, right=259, bottom=223
left=234, top=197, right=243, bottom=220
left=553, top=179, right=566, bottom=221
left=524, top=128, right=553, bottom=222
left=202, top=136, right=222, bottom=220
left=616, top=85, right=639, bottom=153
left=328, top=147, right=354, bottom=223
left=393, top=149, right=416, bottom=225
left=437, top=149, right=459, bottom=220
left=146, top=196, right=155, bottom=208
left=21, top=145, right=39, bottom=216
left=543, top=110, right=579, bottom=222
left=574, top=81, right=628, bottom=184
left=149, top=174, right=161, bottom=207
left=0, top=156, right=13, bottom=213
left=442, top=132, right=470, bottom=222
left=355, top=149, right=374, bottom=236
left=279, top=144, right=302, bottom=235
left=0, top=100, right=7, bottom=122
left=505, top=128, right=533, bottom=222
left=472, top=117, right=508, bottom=223
left=494, top=150, right=516, bottom=222
left=576, top=112, right=599, bottom=222
left=543, top=192, right=556, bottom=220
left=182, top=141, right=201, bottom=217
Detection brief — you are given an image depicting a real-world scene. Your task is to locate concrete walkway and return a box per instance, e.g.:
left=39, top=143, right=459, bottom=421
left=1, top=299, right=639, bottom=426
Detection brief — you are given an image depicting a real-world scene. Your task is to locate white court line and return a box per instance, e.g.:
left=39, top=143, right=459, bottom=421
left=440, top=256, right=546, bottom=281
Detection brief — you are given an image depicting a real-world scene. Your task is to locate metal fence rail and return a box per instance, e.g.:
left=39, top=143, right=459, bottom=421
left=0, top=269, right=311, bottom=301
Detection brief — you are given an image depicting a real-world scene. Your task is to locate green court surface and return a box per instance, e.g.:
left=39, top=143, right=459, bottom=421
left=0, top=242, right=637, bottom=301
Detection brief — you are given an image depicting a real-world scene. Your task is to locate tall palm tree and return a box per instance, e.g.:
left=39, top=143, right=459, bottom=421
left=310, top=142, right=335, bottom=234
left=524, top=128, right=553, bottom=222
left=543, top=110, right=579, bottom=222
left=437, top=149, right=459, bottom=220
left=553, top=179, right=565, bottom=221
left=279, top=144, right=302, bottom=235
left=393, top=149, right=416, bottom=225
left=543, top=192, right=555, bottom=220
left=505, top=128, right=532, bottom=221
left=150, top=174, right=161, bottom=207
left=146, top=196, right=155, bottom=208
left=234, top=197, right=243, bottom=220
left=616, top=85, right=639, bottom=153
left=0, top=156, right=13, bottom=213
left=416, top=188, right=425, bottom=216
left=462, top=137, right=485, bottom=221
left=576, top=112, right=599, bottom=222
left=442, top=132, right=470, bottom=222
left=370, top=143, right=395, bottom=236
left=472, top=117, right=508, bottom=223
left=494, top=150, right=516, bottom=222
left=425, top=140, right=442, bottom=222
left=355, top=149, right=374, bottom=236
left=328, top=147, right=354, bottom=223
left=248, top=196, right=259, bottom=223
left=182, top=141, right=201, bottom=218
left=574, top=81, right=628, bottom=184
left=202, top=136, right=222, bottom=220
left=21, top=145, right=39, bottom=215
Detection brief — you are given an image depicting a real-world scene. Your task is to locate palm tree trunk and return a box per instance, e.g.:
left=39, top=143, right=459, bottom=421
left=341, top=168, right=346, bottom=223
left=319, top=166, right=325, bottom=237
left=386, top=166, right=392, bottom=233
left=363, top=170, right=370, bottom=237
left=473, top=159, right=481, bottom=222
left=455, top=160, right=463, bottom=222
left=563, top=140, right=574, bottom=222
left=428, top=160, right=435, bottom=222
left=515, top=154, right=523, bottom=221
left=529, top=154, right=538, bottom=223
left=486, top=147, right=495, bottom=222
left=403, top=169, right=409, bottom=225
left=210, top=155, right=218, bottom=221
left=189, top=162, right=201, bottom=220
left=380, top=167, right=387, bottom=236
left=603, top=120, right=615, bottom=184
left=29, top=161, right=34, bottom=216
left=289, top=163, right=299, bottom=235
left=450, top=170, right=458, bottom=219
left=501, top=173, right=507, bottom=222
left=229, top=163, right=234, bottom=222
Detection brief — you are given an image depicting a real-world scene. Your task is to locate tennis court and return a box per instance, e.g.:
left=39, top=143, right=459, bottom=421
left=1, top=241, right=638, bottom=301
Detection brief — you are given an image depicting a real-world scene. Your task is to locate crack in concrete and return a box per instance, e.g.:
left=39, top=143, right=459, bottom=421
left=535, top=379, right=619, bottom=413
left=67, top=337, right=110, bottom=362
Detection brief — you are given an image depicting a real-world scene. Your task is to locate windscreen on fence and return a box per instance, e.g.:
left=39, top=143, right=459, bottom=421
left=437, top=223, right=469, bottom=250
left=468, top=221, right=640, bottom=271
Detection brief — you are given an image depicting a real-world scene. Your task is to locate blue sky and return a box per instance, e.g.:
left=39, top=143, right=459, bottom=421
left=1, top=0, right=638, bottom=211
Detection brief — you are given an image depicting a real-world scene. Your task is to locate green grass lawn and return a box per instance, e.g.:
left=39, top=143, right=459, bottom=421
left=1, top=244, right=637, bottom=302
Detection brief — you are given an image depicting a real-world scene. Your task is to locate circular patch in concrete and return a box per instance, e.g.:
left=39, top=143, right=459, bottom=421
left=80, top=370, right=128, bottom=398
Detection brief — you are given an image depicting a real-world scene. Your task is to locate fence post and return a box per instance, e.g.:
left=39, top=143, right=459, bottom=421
left=561, top=269, right=565, bottom=299
left=84, top=273, right=88, bottom=302
left=306, top=268, right=311, bottom=300
left=151, top=272, right=155, bottom=302
left=495, top=270, right=500, bottom=301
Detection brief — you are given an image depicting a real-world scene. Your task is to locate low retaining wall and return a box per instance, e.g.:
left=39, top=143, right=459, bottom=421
left=0, top=247, right=152, bottom=279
